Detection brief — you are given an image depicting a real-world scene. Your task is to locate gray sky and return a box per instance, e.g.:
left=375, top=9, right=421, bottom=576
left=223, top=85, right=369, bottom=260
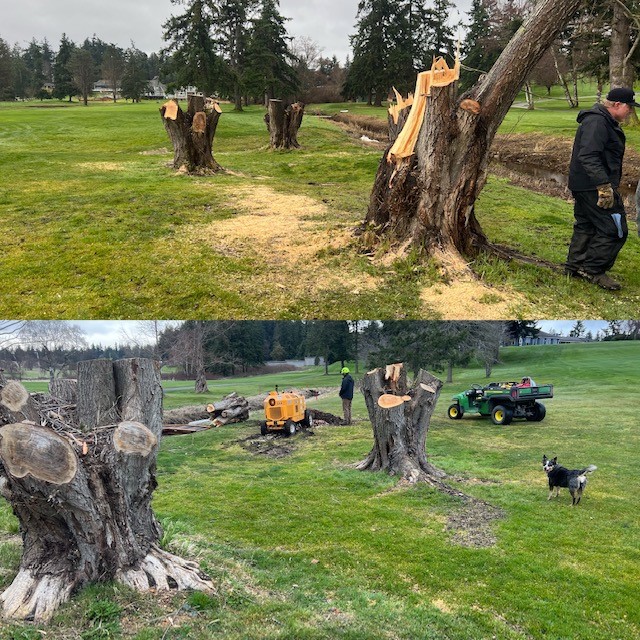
left=2, top=0, right=472, bottom=64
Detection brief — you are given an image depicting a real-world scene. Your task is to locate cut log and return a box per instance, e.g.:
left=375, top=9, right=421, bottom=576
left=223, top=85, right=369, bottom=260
left=0, top=358, right=213, bottom=623
left=160, top=95, right=223, bottom=175
left=0, top=377, right=40, bottom=425
left=357, top=363, right=445, bottom=484
left=265, top=100, right=305, bottom=149
left=207, top=393, right=249, bottom=426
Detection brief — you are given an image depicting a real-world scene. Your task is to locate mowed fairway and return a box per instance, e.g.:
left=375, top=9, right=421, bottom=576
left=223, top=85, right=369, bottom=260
left=1, top=341, right=638, bottom=639
left=1, top=99, right=639, bottom=319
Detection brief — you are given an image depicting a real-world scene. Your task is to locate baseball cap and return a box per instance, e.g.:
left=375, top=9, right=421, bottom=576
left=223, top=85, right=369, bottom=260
left=606, top=87, right=640, bottom=107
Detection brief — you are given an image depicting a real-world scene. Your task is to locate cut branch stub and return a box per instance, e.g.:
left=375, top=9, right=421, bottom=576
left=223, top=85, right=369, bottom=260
left=0, top=382, right=30, bottom=413
left=113, top=421, right=157, bottom=456
left=0, top=423, right=78, bottom=484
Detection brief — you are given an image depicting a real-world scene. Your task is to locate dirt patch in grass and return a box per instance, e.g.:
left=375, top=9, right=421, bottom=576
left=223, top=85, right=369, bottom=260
left=79, top=161, right=126, bottom=171
left=232, top=431, right=315, bottom=458
left=445, top=499, right=505, bottom=548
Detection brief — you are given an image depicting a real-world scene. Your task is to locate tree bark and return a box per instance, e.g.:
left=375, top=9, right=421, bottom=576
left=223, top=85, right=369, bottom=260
left=48, top=378, right=77, bottom=404
left=356, top=363, right=445, bottom=484
left=362, top=0, right=582, bottom=265
left=610, top=0, right=634, bottom=89
left=265, top=100, right=305, bottom=149
left=206, top=393, right=249, bottom=426
left=0, top=358, right=212, bottom=623
left=160, top=95, right=223, bottom=175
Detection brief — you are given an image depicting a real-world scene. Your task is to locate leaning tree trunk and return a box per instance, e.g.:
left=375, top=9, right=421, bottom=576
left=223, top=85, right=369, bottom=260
left=0, top=358, right=212, bottom=623
left=160, top=95, right=223, bottom=174
left=264, top=100, right=305, bottom=149
left=356, top=363, right=445, bottom=484
left=363, top=0, right=582, bottom=264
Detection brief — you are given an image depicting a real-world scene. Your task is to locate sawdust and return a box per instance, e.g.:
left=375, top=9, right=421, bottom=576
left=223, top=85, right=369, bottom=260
left=419, top=249, right=533, bottom=319
left=79, top=161, right=126, bottom=171
left=180, top=185, right=381, bottom=300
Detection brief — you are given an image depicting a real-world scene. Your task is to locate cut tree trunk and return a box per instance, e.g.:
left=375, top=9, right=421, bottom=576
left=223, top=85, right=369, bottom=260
left=48, top=378, right=77, bottom=404
left=264, top=100, right=305, bottom=149
left=160, top=95, right=223, bottom=175
left=362, top=0, right=582, bottom=267
left=356, top=363, right=445, bottom=484
left=206, top=392, right=249, bottom=426
left=0, top=358, right=212, bottom=623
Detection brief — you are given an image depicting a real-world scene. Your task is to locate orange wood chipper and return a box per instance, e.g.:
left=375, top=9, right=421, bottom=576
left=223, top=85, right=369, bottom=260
left=261, top=387, right=314, bottom=436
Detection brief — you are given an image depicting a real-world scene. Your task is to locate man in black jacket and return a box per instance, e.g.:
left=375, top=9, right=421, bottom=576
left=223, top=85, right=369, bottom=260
left=565, top=87, right=637, bottom=290
left=339, top=367, right=354, bottom=425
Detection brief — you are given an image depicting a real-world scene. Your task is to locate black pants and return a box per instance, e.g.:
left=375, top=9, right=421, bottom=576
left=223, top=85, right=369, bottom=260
left=566, top=190, right=628, bottom=275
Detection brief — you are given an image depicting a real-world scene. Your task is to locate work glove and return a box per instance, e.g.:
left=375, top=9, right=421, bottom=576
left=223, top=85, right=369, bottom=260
left=596, top=183, right=615, bottom=209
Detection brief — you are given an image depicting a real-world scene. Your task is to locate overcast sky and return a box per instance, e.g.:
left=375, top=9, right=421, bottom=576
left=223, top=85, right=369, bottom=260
left=3, top=0, right=473, bottom=64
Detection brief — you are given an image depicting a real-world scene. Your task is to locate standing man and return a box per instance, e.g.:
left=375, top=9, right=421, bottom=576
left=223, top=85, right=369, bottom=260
left=339, top=367, right=354, bottom=425
left=565, top=87, right=637, bottom=290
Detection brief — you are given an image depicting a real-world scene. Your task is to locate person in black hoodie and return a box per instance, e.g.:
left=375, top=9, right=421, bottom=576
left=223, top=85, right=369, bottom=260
left=339, top=367, right=354, bottom=425
left=565, top=87, right=638, bottom=290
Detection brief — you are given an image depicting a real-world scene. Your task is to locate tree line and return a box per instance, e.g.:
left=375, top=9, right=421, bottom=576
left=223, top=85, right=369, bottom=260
left=3, top=0, right=638, bottom=108
left=3, top=320, right=637, bottom=393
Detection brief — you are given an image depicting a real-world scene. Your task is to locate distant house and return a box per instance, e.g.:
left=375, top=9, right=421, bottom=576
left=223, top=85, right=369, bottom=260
left=506, top=331, right=589, bottom=347
left=166, top=85, right=202, bottom=100
left=93, top=79, right=118, bottom=97
left=265, top=357, right=325, bottom=368
left=145, top=76, right=167, bottom=100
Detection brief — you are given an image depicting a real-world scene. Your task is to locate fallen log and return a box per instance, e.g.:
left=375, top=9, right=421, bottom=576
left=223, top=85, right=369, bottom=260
left=207, top=393, right=249, bottom=426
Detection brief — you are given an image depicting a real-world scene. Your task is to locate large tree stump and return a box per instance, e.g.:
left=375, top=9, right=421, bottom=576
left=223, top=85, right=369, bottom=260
left=362, top=0, right=582, bottom=268
left=160, top=95, right=223, bottom=174
left=0, top=358, right=213, bottom=623
left=357, top=363, right=445, bottom=484
left=264, top=100, right=305, bottom=149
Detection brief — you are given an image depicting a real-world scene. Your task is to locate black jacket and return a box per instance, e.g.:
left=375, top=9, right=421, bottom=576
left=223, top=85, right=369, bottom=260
left=568, top=103, right=625, bottom=192
left=339, top=374, right=354, bottom=400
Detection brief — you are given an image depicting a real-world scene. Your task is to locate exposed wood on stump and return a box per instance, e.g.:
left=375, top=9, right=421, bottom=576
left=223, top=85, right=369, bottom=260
left=357, top=363, right=445, bottom=484
left=264, top=100, right=305, bottom=149
left=362, top=0, right=583, bottom=270
left=0, top=358, right=213, bottom=623
left=388, top=88, right=413, bottom=144
left=160, top=95, right=223, bottom=175
left=206, top=392, right=249, bottom=426
left=49, top=378, right=77, bottom=404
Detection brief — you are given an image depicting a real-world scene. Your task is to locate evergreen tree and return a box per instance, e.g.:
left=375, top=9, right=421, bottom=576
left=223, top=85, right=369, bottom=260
left=23, top=39, right=45, bottom=98
left=162, top=0, right=223, bottom=95
left=245, top=0, right=299, bottom=102
left=53, top=34, right=77, bottom=101
left=305, top=321, right=351, bottom=374
left=11, top=43, right=30, bottom=99
left=0, top=38, right=14, bottom=100
left=121, top=46, right=150, bottom=102
left=69, top=47, right=97, bottom=105
left=421, top=0, right=457, bottom=66
left=460, top=0, right=499, bottom=89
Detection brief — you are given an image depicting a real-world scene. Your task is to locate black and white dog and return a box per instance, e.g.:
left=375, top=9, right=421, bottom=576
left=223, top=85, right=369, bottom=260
left=542, top=455, right=597, bottom=505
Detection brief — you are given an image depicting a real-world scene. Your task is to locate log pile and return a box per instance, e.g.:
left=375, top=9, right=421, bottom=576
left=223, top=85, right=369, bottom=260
left=0, top=360, right=213, bottom=623
left=206, top=392, right=249, bottom=426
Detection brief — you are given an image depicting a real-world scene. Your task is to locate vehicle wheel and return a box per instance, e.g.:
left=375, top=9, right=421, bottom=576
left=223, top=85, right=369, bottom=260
left=302, top=409, right=314, bottom=428
left=260, top=421, right=268, bottom=436
left=283, top=420, right=296, bottom=437
left=448, top=403, right=464, bottom=420
left=533, top=402, right=546, bottom=421
left=491, top=405, right=513, bottom=425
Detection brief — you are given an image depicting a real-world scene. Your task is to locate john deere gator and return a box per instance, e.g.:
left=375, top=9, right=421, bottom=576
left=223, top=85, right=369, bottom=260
left=447, top=380, right=553, bottom=425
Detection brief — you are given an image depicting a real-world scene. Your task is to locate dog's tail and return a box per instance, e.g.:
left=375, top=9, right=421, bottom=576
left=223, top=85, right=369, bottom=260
left=581, top=465, right=597, bottom=474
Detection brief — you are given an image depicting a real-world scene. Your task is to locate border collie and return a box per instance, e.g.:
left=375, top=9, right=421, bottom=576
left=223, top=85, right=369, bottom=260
left=542, top=455, right=597, bottom=505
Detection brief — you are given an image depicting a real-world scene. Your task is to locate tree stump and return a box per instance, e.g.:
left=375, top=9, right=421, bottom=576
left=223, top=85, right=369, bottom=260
left=356, top=363, right=445, bottom=484
left=362, top=0, right=582, bottom=267
left=0, top=358, right=213, bottom=623
left=264, top=100, right=305, bottom=149
left=160, top=95, right=223, bottom=174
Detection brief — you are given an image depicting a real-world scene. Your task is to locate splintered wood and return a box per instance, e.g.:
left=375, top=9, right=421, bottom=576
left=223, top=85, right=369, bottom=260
left=387, top=54, right=460, bottom=164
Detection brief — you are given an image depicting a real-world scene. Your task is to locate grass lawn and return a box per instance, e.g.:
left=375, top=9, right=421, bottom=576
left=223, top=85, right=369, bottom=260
left=1, top=341, right=638, bottom=639
left=1, top=92, right=639, bottom=319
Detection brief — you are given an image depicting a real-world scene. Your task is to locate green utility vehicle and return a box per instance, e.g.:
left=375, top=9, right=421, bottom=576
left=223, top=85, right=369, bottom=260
left=447, top=380, right=553, bottom=425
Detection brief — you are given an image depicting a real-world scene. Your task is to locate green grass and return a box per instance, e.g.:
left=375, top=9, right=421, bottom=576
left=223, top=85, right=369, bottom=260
left=1, top=94, right=638, bottom=319
left=2, top=341, right=639, bottom=639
